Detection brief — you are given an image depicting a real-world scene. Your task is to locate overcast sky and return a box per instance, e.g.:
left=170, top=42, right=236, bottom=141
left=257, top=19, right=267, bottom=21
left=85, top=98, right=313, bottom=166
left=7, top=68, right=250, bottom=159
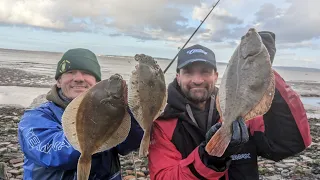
left=0, top=0, right=319, bottom=68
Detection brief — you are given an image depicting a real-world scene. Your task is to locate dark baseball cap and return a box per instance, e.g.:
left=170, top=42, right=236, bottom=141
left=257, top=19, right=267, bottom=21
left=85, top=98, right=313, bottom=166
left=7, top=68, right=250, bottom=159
left=177, top=44, right=217, bottom=72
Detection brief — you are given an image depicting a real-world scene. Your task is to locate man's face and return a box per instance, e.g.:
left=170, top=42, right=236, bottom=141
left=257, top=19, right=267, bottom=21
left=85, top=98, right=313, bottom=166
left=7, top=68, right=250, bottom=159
left=57, top=70, right=97, bottom=100
left=176, top=62, right=218, bottom=103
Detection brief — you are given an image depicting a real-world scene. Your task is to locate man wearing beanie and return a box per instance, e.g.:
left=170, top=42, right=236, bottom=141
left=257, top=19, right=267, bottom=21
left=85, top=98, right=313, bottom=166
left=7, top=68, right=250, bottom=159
left=17, top=48, right=144, bottom=180
left=148, top=31, right=311, bottom=179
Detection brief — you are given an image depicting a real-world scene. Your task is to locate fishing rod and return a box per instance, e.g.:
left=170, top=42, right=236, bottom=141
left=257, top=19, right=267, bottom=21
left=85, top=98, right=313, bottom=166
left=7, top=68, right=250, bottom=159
left=163, top=0, right=221, bottom=74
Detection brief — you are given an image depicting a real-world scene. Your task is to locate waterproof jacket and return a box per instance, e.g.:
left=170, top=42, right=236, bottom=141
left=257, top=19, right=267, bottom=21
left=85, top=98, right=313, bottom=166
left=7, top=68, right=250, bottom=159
left=18, top=85, right=144, bottom=180
left=148, top=70, right=311, bottom=180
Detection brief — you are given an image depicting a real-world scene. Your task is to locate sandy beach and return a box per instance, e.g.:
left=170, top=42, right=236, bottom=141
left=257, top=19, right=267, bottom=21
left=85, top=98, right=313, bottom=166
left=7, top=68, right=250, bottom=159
left=0, top=62, right=320, bottom=179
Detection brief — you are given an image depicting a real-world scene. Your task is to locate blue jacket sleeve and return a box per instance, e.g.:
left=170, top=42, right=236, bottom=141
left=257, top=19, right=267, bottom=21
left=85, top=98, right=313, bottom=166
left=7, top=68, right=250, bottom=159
left=18, top=107, right=80, bottom=170
left=116, top=108, right=144, bottom=156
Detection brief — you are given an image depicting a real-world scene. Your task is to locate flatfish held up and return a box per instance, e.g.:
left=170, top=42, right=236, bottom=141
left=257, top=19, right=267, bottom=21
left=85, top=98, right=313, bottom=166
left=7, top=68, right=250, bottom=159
left=62, top=74, right=131, bottom=180
left=205, top=28, right=275, bottom=157
left=128, top=54, right=167, bottom=157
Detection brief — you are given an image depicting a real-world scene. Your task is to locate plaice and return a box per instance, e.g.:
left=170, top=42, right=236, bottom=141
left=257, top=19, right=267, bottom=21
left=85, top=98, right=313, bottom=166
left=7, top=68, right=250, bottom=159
left=128, top=54, right=167, bottom=157
left=62, top=74, right=131, bottom=180
left=205, top=28, right=275, bottom=157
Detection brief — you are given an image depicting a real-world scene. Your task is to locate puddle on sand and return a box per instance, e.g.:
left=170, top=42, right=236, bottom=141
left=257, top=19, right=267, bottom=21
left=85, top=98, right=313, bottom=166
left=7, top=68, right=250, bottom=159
left=0, top=86, right=50, bottom=107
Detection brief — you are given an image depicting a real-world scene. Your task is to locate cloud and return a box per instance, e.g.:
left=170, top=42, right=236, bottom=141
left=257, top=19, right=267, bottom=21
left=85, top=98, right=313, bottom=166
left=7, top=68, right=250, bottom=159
left=0, top=0, right=241, bottom=43
left=192, top=0, right=320, bottom=50
left=253, top=0, right=320, bottom=48
left=1, top=0, right=319, bottom=51
left=0, top=0, right=94, bottom=31
left=0, top=0, right=201, bottom=40
left=254, top=3, right=283, bottom=22
left=191, top=3, right=243, bottom=42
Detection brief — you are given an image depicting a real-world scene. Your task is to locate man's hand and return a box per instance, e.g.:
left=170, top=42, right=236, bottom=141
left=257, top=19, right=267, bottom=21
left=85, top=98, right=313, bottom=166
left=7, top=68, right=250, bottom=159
left=198, top=117, right=249, bottom=172
left=205, top=116, right=249, bottom=158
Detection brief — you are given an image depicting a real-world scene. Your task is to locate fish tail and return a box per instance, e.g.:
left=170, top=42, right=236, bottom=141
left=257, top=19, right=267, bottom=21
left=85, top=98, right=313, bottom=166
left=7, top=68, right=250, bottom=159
left=77, top=154, right=92, bottom=180
left=138, top=129, right=151, bottom=158
left=205, top=126, right=232, bottom=157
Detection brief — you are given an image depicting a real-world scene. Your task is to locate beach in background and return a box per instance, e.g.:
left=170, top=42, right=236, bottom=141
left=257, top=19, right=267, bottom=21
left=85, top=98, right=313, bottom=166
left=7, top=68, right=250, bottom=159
left=1, top=48, right=319, bottom=118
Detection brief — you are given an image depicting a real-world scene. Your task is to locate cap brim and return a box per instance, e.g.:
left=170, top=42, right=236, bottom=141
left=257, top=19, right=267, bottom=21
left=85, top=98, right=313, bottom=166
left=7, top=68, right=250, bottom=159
left=177, top=58, right=216, bottom=69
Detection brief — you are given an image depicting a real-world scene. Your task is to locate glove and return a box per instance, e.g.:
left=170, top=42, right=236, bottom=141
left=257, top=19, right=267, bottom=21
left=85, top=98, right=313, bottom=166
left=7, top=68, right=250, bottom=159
left=206, top=116, right=249, bottom=158
left=198, top=116, right=249, bottom=171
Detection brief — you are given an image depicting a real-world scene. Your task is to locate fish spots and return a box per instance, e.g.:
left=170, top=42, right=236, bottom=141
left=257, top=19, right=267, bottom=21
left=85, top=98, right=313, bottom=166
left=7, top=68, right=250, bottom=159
left=128, top=53, right=167, bottom=157
left=206, top=28, right=274, bottom=156
left=149, top=105, right=156, bottom=115
left=148, top=79, right=155, bottom=87
left=131, top=80, right=139, bottom=86
left=132, top=105, right=140, bottom=112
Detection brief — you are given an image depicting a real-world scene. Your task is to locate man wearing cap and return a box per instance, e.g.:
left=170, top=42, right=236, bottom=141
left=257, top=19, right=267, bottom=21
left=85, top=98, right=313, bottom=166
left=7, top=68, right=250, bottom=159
left=18, top=48, right=143, bottom=180
left=148, top=31, right=311, bottom=179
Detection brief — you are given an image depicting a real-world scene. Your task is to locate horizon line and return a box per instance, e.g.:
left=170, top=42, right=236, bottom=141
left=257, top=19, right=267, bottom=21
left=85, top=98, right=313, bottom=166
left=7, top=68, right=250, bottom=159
left=0, top=47, right=319, bottom=71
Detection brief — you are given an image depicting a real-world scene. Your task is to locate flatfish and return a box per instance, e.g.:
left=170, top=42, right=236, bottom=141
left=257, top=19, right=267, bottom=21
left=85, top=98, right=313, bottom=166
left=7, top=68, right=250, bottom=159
left=205, top=28, right=275, bottom=157
left=128, top=54, right=167, bottom=157
left=62, top=74, right=131, bottom=180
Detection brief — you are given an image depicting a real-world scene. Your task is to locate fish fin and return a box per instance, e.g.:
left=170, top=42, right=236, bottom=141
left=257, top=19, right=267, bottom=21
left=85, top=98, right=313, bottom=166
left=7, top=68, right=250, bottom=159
left=138, top=129, right=151, bottom=158
left=154, top=89, right=168, bottom=120
left=77, top=154, right=92, bottom=180
left=61, top=89, right=87, bottom=151
left=243, top=71, right=275, bottom=121
left=205, top=126, right=232, bottom=157
left=94, top=110, right=131, bottom=153
left=215, top=94, right=222, bottom=118
left=127, top=67, right=144, bottom=122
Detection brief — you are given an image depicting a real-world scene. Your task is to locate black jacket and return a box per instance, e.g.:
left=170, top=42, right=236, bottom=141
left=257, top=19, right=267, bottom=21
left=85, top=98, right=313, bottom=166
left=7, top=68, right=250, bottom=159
left=152, top=71, right=311, bottom=179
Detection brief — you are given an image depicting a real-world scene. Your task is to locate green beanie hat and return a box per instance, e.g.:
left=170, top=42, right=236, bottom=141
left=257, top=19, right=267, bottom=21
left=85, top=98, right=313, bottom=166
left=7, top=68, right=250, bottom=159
left=55, top=48, right=101, bottom=81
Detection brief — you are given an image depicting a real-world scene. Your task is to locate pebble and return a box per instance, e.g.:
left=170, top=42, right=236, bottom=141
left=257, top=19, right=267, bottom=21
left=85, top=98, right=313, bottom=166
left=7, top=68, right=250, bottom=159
left=0, top=142, right=11, bottom=148
left=1, top=101, right=320, bottom=180
left=300, top=155, right=313, bottom=162
left=123, top=175, right=136, bottom=180
left=265, top=175, right=282, bottom=180
left=275, top=163, right=288, bottom=169
left=9, top=158, right=23, bottom=164
left=0, top=148, right=7, bottom=155
left=282, top=159, right=297, bottom=163
left=7, top=170, right=20, bottom=175
left=285, top=162, right=296, bottom=167
left=136, top=171, right=145, bottom=177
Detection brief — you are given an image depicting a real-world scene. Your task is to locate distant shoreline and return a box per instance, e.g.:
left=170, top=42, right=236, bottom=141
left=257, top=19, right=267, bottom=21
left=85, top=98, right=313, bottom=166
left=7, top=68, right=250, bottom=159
left=1, top=47, right=319, bottom=72
left=0, top=67, right=320, bottom=112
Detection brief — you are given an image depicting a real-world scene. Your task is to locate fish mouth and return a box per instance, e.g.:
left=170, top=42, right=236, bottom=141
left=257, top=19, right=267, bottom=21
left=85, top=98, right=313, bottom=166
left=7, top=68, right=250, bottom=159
left=110, top=73, right=123, bottom=81
left=240, top=28, right=262, bottom=59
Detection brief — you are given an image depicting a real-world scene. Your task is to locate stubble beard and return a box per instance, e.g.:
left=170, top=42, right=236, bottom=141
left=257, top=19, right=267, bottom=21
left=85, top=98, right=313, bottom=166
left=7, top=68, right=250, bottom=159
left=182, top=86, right=214, bottom=104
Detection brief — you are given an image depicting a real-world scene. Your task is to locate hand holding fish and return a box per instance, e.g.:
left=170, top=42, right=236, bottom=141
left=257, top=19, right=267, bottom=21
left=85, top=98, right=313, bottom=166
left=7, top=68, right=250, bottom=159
left=205, top=117, right=249, bottom=158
